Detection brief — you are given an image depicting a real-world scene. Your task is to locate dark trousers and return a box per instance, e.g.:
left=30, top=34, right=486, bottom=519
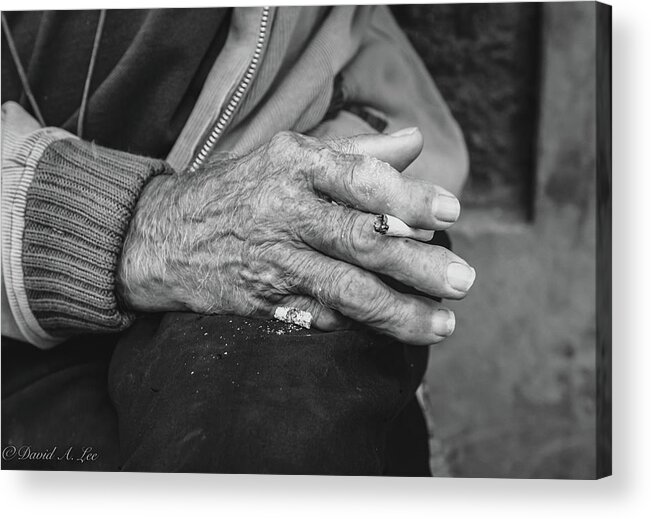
left=2, top=234, right=451, bottom=475
left=2, top=317, right=430, bottom=475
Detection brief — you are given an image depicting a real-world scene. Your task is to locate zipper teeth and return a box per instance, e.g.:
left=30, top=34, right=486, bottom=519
left=188, top=6, right=271, bottom=173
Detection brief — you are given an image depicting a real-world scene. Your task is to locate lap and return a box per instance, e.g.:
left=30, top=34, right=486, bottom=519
left=109, top=313, right=429, bottom=475
left=2, top=316, right=430, bottom=475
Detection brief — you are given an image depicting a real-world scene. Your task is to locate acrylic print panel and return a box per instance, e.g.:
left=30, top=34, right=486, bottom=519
left=0, top=2, right=611, bottom=478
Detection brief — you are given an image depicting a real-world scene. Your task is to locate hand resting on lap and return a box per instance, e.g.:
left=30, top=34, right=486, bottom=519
left=117, top=129, right=476, bottom=345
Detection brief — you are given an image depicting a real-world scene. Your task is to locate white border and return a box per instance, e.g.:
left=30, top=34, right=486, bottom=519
left=2, top=0, right=650, bottom=517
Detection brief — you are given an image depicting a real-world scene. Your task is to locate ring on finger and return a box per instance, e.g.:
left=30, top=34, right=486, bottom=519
left=273, top=306, right=313, bottom=329
left=373, top=214, right=434, bottom=242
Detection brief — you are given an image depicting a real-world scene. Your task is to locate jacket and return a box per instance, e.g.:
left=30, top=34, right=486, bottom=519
left=1, top=5, right=468, bottom=348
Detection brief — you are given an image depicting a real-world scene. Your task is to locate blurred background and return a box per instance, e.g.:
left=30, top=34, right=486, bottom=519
left=391, top=2, right=600, bottom=478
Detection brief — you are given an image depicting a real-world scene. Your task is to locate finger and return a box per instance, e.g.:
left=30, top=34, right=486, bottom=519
left=327, top=127, right=424, bottom=172
left=299, top=200, right=476, bottom=300
left=310, top=145, right=460, bottom=230
left=275, top=295, right=351, bottom=331
left=289, top=250, right=456, bottom=345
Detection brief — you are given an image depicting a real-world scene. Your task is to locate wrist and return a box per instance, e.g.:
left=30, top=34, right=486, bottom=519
left=117, top=174, right=186, bottom=313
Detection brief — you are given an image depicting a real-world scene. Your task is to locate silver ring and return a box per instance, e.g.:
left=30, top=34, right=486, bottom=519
left=273, top=306, right=313, bottom=329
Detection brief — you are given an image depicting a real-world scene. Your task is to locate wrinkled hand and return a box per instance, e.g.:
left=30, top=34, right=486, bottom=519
left=117, top=129, right=476, bottom=345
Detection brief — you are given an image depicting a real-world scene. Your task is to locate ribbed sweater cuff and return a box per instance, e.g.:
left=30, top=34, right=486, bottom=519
left=23, top=138, right=174, bottom=337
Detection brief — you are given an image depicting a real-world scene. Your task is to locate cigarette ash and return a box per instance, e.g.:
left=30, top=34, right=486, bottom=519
left=260, top=321, right=308, bottom=335
left=259, top=316, right=312, bottom=336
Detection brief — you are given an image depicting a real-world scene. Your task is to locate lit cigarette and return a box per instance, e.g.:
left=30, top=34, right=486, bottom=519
left=373, top=214, right=434, bottom=242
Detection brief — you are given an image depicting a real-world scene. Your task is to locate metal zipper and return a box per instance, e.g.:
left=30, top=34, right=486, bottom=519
left=187, top=6, right=272, bottom=173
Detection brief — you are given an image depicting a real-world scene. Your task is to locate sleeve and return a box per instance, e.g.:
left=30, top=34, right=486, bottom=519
left=308, top=107, right=382, bottom=140
left=338, top=6, right=469, bottom=195
left=1, top=101, right=174, bottom=348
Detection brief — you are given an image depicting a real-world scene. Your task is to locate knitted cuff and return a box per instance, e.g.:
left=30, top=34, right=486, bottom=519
left=22, top=138, right=174, bottom=337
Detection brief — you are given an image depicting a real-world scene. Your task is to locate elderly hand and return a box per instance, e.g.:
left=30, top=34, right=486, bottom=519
left=117, top=129, right=476, bottom=345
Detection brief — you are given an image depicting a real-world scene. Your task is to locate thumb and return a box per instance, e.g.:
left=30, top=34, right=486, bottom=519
left=329, top=127, right=424, bottom=172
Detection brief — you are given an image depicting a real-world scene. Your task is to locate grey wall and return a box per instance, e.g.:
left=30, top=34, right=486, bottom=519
left=416, top=2, right=599, bottom=478
left=392, top=2, right=541, bottom=218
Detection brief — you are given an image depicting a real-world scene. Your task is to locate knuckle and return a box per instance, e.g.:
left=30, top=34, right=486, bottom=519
left=243, top=243, right=288, bottom=293
left=394, top=297, right=418, bottom=328
left=335, top=137, right=359, bottom=155
left=363, top=287, right=394, bottom=324
left=267, top=131, right=308, bottom=160
left=283, top=250, right=316, bottom=287
left=382, top=238, right=415, bottom=274
left=338, top=212, right=375, bottom=257
left=332, top=269, right=387, bottom=320
left=332, top=268, right=361, bottom=299
left=270, top=130, right=298, bottom=149
left=343, top=155, right=377, bottom=201
left=309, top=139, right=339, bottom=168
left=267, top=131, right=320, bottom=185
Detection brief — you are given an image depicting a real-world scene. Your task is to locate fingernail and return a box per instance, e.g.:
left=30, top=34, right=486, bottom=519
left=433, top=309, right=456, bottom=337
left=390, top=127, right=418, bottom=138
left=447, top=262, right=476, bottom=292
left=434, top=193, right=460, bottom=223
